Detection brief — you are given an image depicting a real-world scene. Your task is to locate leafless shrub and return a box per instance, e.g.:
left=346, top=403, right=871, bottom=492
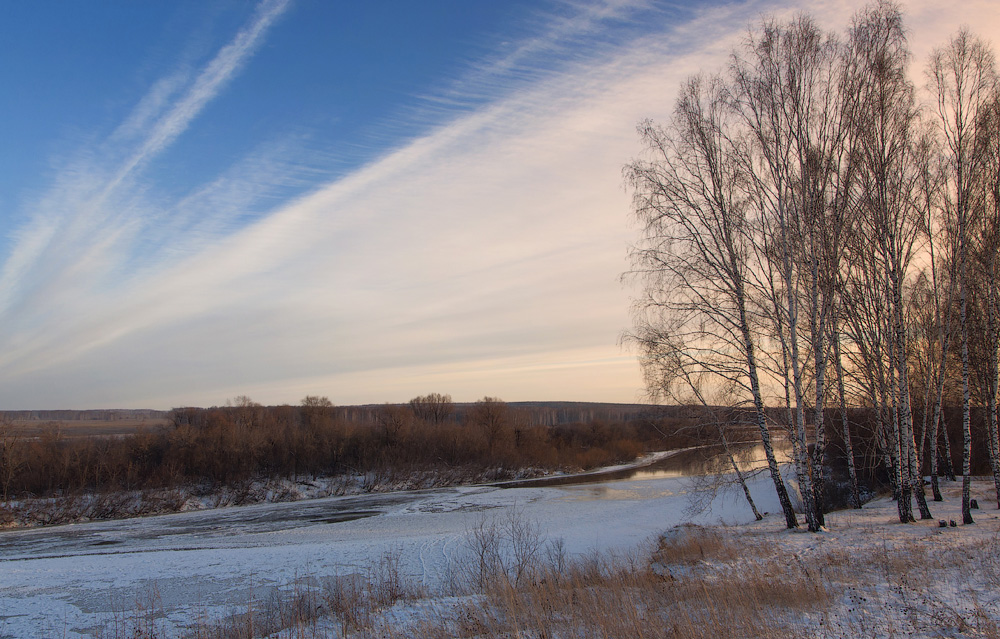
left=463, top=505, right=546, bottom=590
left=367, top=548, right=413, bottom=607
left=141, top=489, right=189, bottom=514
left=544, top=536, right=568, bottom=577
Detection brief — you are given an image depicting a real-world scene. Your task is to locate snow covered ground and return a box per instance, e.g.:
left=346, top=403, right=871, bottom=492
left=0, top=455, right=783, bottom=638
left=1, top=456, right=996, bottom=638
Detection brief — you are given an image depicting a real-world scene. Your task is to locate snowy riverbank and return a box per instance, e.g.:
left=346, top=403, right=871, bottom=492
left=0, top=450, right=680, bottom=531
left=1, top=467, right=996, bottom=637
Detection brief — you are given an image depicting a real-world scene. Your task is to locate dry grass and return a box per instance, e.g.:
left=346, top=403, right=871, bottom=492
left=431, top=552, right=824, bottom=639
left=91, top=551, right=423, bottom=639
left=420, top=522, right=826, bottom=639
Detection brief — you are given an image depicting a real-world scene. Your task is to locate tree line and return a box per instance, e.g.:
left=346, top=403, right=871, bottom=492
left=625, top=0, right=1000, bottom=530
left=0, top=394, right=691, bottom=502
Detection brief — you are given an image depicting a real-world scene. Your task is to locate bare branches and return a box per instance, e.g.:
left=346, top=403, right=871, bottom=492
left=625, top=1, right=1000, bottom=529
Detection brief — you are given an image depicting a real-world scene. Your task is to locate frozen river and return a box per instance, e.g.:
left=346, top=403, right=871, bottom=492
left=0, top=451, right=788, bottom=637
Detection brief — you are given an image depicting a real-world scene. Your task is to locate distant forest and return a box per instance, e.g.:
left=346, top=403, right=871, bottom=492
left=1, top=401, right=653, bottom=426
left=0, top=396, right=707, bottom=507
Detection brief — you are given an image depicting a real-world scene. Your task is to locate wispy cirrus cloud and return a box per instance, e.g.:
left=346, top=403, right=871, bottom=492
left=0, top=0, right=292, bottom=381
left=429, top=0, right=655, bottom=102
left=108, top=0, right=291, bottom=193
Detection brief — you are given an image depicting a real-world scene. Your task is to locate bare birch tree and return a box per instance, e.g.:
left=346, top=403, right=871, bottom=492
left=729, top=13, right=852, bottom=531
left=929, top=29, right=998, bottom=524
left=639, top=342, right=764, bottom=521
left=837, top=0, right=937, bottom=523
left=625, top=74, right=799, bottom=528
left=910, top=124, right=953, bottom=502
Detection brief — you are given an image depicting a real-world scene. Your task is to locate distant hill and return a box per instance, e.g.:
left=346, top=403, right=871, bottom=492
left=2, top=402, right=679, bottom=428
left=338, top=401, right=670, bottom=426
left=2, top=409, right=170, bottom=421
left=505, top=401, right=663, bottom=425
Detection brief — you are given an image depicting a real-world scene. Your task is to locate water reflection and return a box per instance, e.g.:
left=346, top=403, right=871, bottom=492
left=557, top=484, right=679, bottom=502
left=497, top=441, right=792, bottom=489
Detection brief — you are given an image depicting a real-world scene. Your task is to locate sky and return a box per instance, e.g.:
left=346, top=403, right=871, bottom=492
left=0, top=0, right=996, bottom=410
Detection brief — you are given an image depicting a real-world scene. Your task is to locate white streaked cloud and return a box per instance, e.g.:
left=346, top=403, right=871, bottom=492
left=0, top=0, right=996, bottom=409
left=0, top=0, right=292, bottom=370
left=108, top=0, right=291, bottom=193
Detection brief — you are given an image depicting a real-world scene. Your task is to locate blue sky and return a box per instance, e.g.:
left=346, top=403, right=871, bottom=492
left=0, top=0, right=994, bottom=409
